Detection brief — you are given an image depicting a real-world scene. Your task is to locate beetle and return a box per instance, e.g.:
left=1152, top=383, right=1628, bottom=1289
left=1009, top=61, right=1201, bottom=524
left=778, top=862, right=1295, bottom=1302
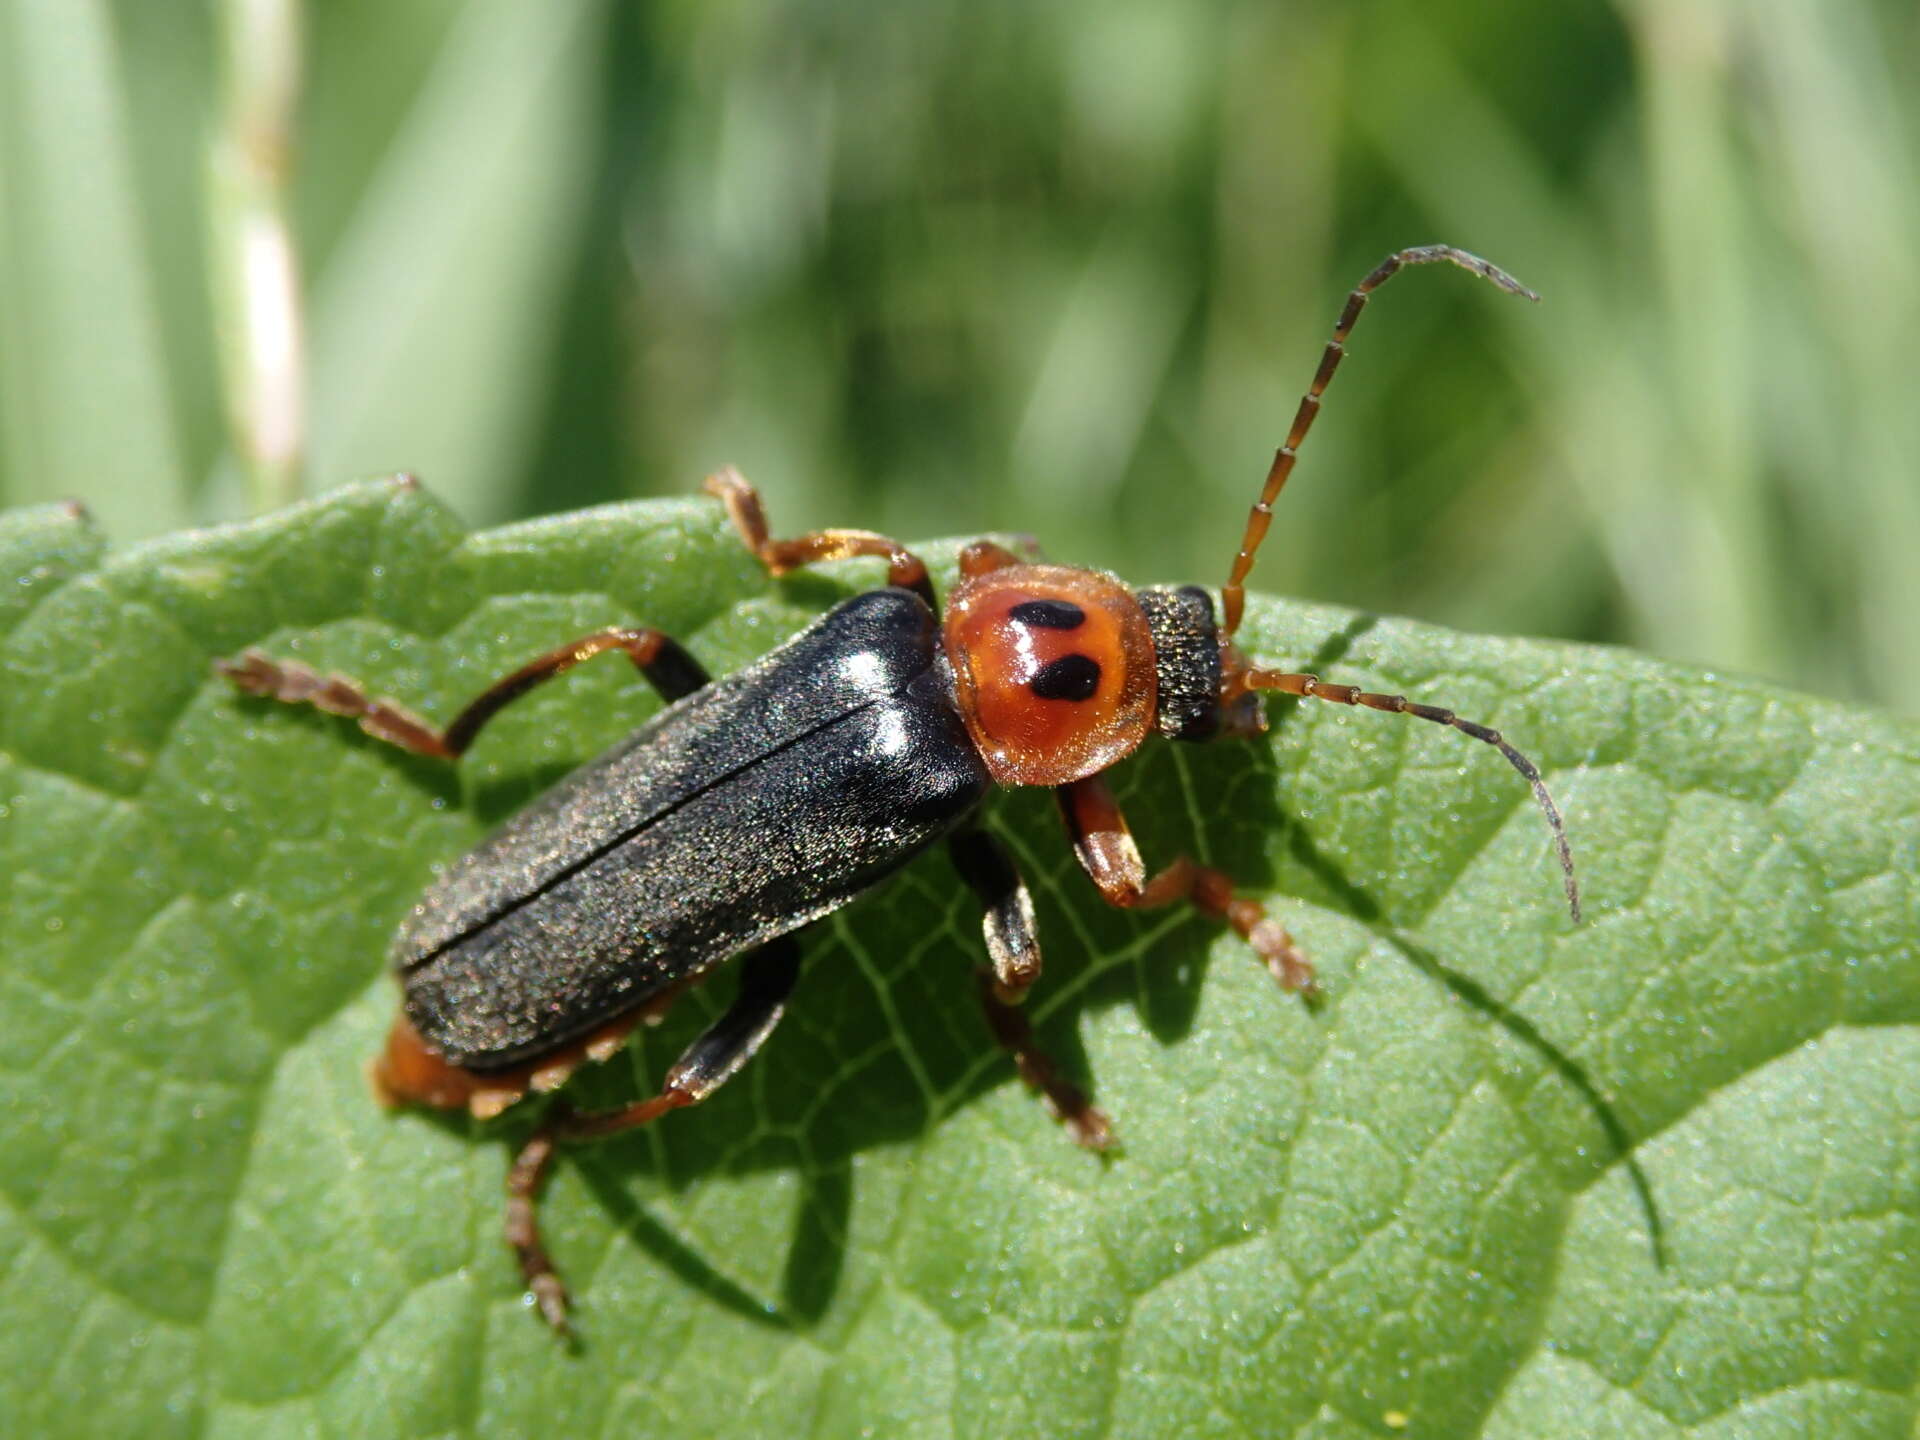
left=218, top=245, right=1579, bottom=1333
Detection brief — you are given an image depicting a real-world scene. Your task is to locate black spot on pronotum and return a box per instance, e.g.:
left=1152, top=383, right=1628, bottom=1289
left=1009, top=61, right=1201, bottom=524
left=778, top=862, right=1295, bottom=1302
left=1030, top=653, right=1102, bottom=702
left=1008, top=598, right=1087, bottom=630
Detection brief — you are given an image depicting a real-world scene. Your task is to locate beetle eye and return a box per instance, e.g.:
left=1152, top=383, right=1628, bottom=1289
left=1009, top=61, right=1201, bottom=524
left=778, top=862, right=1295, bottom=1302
left=1030, top=653, right=1102, bottom=701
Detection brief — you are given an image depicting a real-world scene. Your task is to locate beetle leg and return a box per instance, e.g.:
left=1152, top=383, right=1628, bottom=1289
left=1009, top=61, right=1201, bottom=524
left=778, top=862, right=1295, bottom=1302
left=947, top=829, right=1114, bottom=1148
left=705, top=466, right=937, bottom=611
left=947, top=827, right=1042, bottom=1001
left=503, top=1129, right=569, bottom=1332
left=504, top=936, right=802, bottom=1333
left=956, top=539, right=1028, bottom=578
left=1057, top=773, right=1318, bottom=997
left=976, top=971, right=1113, bottom=1150
left=217, top=626, right=711, bottom=760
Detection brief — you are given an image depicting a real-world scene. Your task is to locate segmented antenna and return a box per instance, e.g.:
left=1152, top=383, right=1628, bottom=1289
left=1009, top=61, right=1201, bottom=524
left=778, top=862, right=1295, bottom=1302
left=1232, top=668, right=1581, bottom=923
left=1219, top=245, right=1539, bottom=641
left=1219, top=249, right=1575, bottom=921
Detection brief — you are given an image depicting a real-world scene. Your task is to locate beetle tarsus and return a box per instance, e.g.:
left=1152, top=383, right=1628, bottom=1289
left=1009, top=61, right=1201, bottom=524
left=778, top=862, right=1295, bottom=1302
left=217, top=649, right=456, bottom=758
left=216, top=623, right=713, bottom=763
left=1240, top=911, right=1319, bottom=998
left=1056, top=773, right=1321, bottom=996
left=505, top=1126, right=570, bottom=1334
left=706, top=465, right=938, bottom=610
left=503, top=1087, right=703, bottom=1335
left=976, top=971, right=1114, bottom=1150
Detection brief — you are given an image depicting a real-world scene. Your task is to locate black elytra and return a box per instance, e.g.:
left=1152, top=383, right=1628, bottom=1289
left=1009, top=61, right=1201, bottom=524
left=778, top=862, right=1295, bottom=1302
left=398, top=589, right=989, bottom=1069
left=215, top=245, right=1579, bottom=1335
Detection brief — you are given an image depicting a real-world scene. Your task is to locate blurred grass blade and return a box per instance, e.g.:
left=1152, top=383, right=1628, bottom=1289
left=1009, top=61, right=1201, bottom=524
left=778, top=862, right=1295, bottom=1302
left=0, top=0, right=188, bottom=537
left=305, top=0, right=609, bottom=526
left=1741, top=0, right=1920, bottom=711
left=210, top=0, right=307, bottom=515
left=1631, top=0, right=1776, bottom=683
left=1012, top=222, right=1194, bottom=535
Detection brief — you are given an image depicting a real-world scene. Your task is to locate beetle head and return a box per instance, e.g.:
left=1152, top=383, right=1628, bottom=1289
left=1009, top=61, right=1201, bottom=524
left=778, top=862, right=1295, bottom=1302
left=1133, top=584, right=1263, bottom=744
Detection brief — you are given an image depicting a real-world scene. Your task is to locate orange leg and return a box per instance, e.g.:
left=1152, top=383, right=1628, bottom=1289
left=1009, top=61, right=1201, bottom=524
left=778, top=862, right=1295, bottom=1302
left=505, top=935, right=801, bottom=1334
left=956, top=539, right=1028, bottom=579
left=218, top=625, right=710, bottom=759
left=1057, top=773, right=1317, bottom=996
left=975, top=971, right=1112, bottom=1150
left=705, top=466, right=936, bottom=610
left=946, top=826, right=1112, bottom=1148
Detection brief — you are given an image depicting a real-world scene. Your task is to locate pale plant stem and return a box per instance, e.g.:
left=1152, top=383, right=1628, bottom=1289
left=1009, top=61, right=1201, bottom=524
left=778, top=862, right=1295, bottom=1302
left=212, top=0, right=306, bottom=514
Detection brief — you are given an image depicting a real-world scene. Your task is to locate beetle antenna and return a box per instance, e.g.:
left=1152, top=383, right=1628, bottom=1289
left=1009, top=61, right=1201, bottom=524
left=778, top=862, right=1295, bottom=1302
left=1220, top=245, right=1539, bottom=641
left=1233, top=667, right=1581, bottom=922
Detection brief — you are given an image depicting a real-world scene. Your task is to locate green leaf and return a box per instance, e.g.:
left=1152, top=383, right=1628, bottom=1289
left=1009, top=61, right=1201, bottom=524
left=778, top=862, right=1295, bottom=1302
left=2, top=483, right=1915, bottom=1439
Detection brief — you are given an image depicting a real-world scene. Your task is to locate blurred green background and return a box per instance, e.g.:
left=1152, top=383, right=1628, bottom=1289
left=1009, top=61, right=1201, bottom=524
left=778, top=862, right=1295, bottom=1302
left=1, top=0, right=1915, bottom=710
